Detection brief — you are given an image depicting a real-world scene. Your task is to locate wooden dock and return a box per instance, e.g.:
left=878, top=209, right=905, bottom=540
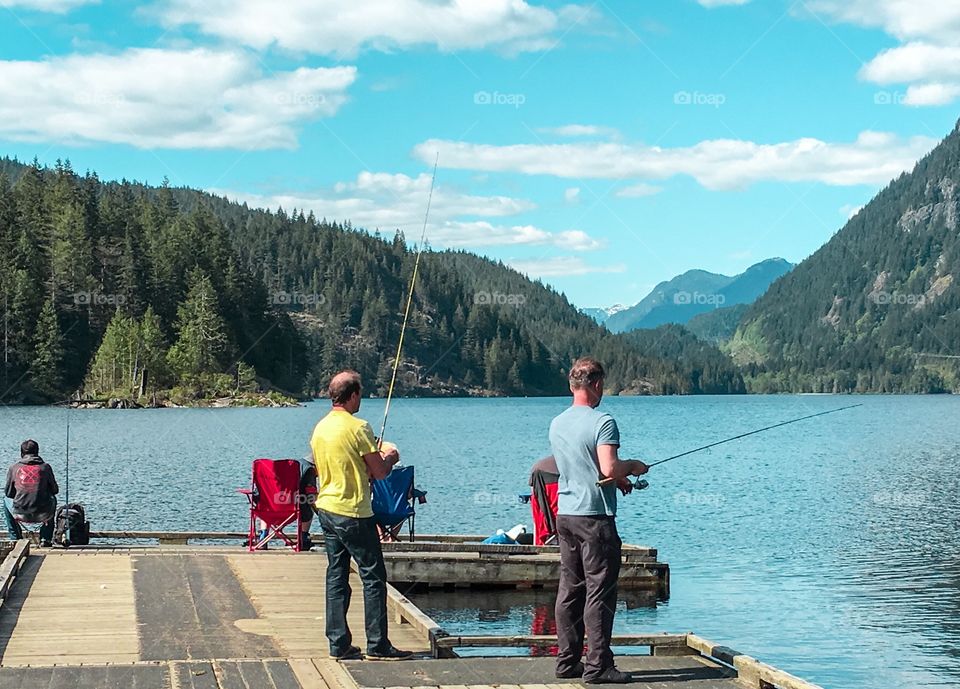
left=0, top=540, right=821, bottom=688
left=87, top=532, right=670, bottom=595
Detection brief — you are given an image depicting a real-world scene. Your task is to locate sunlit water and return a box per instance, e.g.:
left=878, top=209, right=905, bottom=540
left=0, top=395, right=957, bottom=688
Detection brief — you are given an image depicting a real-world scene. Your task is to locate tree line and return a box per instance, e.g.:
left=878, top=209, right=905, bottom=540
left=0, top=156, right=745, bottom=403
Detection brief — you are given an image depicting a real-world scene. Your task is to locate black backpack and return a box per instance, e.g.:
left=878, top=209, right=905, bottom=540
left=54, top=503, right=90, bottom=547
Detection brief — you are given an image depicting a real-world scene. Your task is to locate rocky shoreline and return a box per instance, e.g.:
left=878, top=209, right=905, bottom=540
left=70, top=392, right=302, bottom=409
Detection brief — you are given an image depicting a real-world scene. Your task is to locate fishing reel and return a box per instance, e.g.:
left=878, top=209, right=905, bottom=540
left=596, top=476, right=649, bottom=492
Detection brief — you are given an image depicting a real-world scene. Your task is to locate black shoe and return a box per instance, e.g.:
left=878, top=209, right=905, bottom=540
left=300, top=534, right=313, bottom=551
left=584, top=667, right=633, bottom=684
left=364, top=646, right=414, bottom=661
left=556, top=661, right=584, bottom=678
left=331, top=646, right=362, bottom=661
left=40, top=540, right=53, bottom=548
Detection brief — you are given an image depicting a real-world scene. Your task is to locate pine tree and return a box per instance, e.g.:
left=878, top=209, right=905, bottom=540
left=166, top=269, right=229, bottom=379
left=30, top=300, right=65, bottom=401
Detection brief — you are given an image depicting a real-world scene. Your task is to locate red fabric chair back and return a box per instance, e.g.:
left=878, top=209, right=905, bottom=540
left=531, top=481, right=559, bottom=546
left=251, top=458, right=301, bottom=525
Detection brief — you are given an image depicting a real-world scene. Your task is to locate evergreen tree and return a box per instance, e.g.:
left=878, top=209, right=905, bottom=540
left=167, top=269, right=230, bottom=379
left=30, top=300, right=64, bottom=401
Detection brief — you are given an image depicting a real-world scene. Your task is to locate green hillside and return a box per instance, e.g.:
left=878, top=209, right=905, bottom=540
left=731, top=121, right=960, bottom=393
left=0, top=156, right=744, bottom=403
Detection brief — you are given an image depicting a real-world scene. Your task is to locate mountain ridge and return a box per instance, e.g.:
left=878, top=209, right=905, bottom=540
left=0, top=155, right=746, bottom=402
left=605, top=258, right=793, bottom=333
left=731, top=119, right=960, bottom=393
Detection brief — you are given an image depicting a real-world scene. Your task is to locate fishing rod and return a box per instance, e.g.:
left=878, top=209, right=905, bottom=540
left=377, top=154, right=438, bottom=448
left=65, top=405, right=70, bottom=506
left=597, top=403, right=863, bottom=488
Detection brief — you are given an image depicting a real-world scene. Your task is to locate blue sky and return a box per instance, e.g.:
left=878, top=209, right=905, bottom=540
left=1, top=0, right=957, bottom=308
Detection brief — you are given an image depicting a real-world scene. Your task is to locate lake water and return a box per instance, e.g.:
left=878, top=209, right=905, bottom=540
left=0, top=395, right=957, bottom=688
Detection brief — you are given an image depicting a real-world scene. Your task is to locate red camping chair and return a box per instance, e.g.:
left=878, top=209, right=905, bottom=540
left=238, top=458, right=302, bottom=552
left=530, top=480, right=559, bottom=546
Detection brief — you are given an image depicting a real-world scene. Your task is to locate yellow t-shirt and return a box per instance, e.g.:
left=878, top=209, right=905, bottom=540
left=310, top=409, right=379, bottom=518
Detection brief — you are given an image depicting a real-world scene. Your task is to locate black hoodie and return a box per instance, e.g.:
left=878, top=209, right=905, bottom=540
left=5, top=454, right=59, bottom=516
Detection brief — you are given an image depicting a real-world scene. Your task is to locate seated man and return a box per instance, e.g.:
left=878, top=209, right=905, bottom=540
left=4, top=439, right=59, bottom=546
left=298, top=453, right=318, bottom=550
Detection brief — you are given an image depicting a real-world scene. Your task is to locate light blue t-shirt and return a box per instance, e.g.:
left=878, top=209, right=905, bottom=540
left=549, top=405, right=621, bottom=517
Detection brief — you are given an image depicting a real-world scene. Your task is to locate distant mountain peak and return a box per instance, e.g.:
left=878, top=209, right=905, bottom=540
left=604, top=258, right=794, bottom=333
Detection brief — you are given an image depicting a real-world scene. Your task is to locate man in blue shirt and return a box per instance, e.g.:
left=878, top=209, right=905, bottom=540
left=550, top=357, right=648, bottom=684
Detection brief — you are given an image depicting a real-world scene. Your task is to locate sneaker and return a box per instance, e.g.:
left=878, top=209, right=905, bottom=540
left=583, top=667, right=633, bottom=684
left=364, top=646, right=414, bottom=661
left=556, top=661, right=584, bottom=679
left=331, top=646, right=362, bottom=661
left=40, top=540, right=53, bottom=548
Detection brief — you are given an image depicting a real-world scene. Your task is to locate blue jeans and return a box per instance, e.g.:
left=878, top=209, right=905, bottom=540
left=317, top=509, right=391, bottom=655
left=4, top=496, right=56, bottom=542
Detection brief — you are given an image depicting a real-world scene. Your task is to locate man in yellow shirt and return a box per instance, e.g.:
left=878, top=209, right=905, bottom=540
left=310, top=370, right=412, bottom=661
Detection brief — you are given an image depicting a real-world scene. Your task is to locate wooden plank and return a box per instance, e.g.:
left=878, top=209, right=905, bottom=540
left=686, top=634, right=825, bottom=689
left=132, top=554, right=280, bottom=661
left=0, top=552, right=139, bottom=667
left=434, top=633, right=688, bottom=649
left=0, top=540, right=30, bottom=601
left=313, top=659, right=359, bottom=689
left=385, top=582, right=447, bottom=652
left=289, top=658, right=331, bottom=689
left=228, top=555, right=430, bottom=658
left=88, top=532, right=658, bottom=557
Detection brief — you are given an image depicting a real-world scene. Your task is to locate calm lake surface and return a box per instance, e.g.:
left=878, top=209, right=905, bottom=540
left=1, top=395, right=957, bottom=688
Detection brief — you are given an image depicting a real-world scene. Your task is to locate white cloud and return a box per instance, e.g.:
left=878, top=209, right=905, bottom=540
left=860, top=43, right=960, bottom=84
left=806, top=2, right=960, bottom=105
left=564, top=187, right=581, bottom=203
left=0, top=0, right=95, bottom=11
left=0, top=48, right=356, bottom=149
left=805, top=1, right=960, bottom=43
left=616, top=182, right=663, bottom=198
left=159, top=0, right=594, bottom=58
left=412, top=131, right=936, bottom=191
left=508, top=256, right=625, bottom=278
left=538, top=124, right=620, bottom=138
left=903, top=82, right=960, bottom=106
left=839, top=203, right=864, bottom=219
left=432, top=222, right=603, bottom=250
left=213, top=171, right=603, bottom=252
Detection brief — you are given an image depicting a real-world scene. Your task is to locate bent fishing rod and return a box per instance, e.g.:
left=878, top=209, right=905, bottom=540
left=377, top=154, right=438, bottom=448
left=597, top=403, right=863, bottom=488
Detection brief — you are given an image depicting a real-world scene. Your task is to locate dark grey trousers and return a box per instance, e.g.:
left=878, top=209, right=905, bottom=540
left=554, top=514, right=622, bottom=679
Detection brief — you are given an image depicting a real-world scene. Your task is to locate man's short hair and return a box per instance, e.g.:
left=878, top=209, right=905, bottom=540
left=328, top=370, right=362, bottom=404
left=21, top=439, right=39, bottom=456
left=568, top=357, right=605, bottom=390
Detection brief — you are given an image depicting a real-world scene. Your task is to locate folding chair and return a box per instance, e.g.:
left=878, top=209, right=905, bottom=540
left=371, top=466, right=425, bottom=542
left=12, top=516, right=50, bottom=546
left=238, top=458, right=302, bottom=552
left=529, top=466, right=560, bottom=546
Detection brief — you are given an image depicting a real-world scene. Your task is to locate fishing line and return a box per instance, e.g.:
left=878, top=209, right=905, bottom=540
left=377, top=154, right=438, bottom=448
left=597, top=403, right=863, bottom=487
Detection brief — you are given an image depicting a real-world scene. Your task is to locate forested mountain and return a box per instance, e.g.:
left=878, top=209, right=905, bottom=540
left=605, top=259, right=792, bottom=333
left=730, top=120, right=960, bottom=393
left=0, top=156, right=744, bottom=403
left=686, top=304, right=749, bottom=344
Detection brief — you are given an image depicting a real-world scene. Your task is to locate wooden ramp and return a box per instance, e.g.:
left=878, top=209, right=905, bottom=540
left=0, top=548, right=428, bottom=668
left=342, top=656, right=740, bottom=688
left=0, top=543, right=821, bottom=689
